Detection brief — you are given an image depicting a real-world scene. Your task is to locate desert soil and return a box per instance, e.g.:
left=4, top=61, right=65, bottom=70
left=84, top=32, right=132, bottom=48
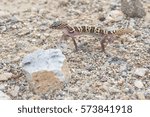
left=0, top=0, right=150, bottom=99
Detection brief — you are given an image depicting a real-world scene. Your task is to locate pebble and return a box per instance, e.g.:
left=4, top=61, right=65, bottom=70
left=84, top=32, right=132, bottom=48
left=31, top=7, right=39, bottom=13
left=136, top=92, right=145, bottom=99
left=0, top=72, right=13, bottom=81
left=121, top=0, right=146, bottom=18
left=9, top=86, right=20, bottom=97
left=109, top=87, right=121, bottom=93
left=127, top=37, right=137, bottom=43
left=146, top=88, right=150, bottom=93
left=95, top=95, right=106, bottom=100
left=134, top=68, right=148, bottom=77
left=144, top=13, right=150, bottom=23
left=0, top=91, right=11, bottom=100
left=134, top=80, right=144, bottom=88
left=39, top=9, right=48, bottom=15
left=122, top=71, right=127, bottom=77
left=105, top=10, right=124, bottom=22
left=118, top=78, right=125, bottom=85
left=69, top=87, right=80, bottom=93
left=98, top=13, right=105, bottom=21
left=120, top=64, right=127, bottom=71
left=0, top=85, right=5, bottom=90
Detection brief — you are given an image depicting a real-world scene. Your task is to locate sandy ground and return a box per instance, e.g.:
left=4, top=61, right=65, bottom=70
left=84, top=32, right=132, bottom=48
left=0, top=0, right=150, bottom=99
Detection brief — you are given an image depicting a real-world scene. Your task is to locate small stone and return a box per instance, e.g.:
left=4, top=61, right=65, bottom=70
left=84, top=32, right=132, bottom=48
left=144, top=13, right=150, bottom=23
left=118, top=78, right=125, bottom=85
left=31, top=7, right=39, bottom=13
left=134, top=80, right=144, bottom=88
left=0, top=72, right=13, bottom=81
left=120, top=64, right=127, bottom=71
left=21, top=49, right=70, bottom=94
left=95, top=95, right=106, bottom=100
left=0, top=91, right=11, bottom=100
left=127, top=37, right=137, bottom=43
left=105, top=10, right=124, bottom=22
left=69, top=87, right=80, bottom=93
left=30, top=95, right=41, bottom=100
left=9, top=86, right=20, bottom=97
left=121, top=0, right=146, bottom=18
left=122, top=71, right=127, bottom=77
left=0, top=85, right=5, bottom=90
left=40, top=35, right=46, bottom=40
left=134, top=68, right=148, bottom=77
left=145, top=88, right=150, bottom=96
left=98, top=13, right=105, bottom=21
left=39, top=9, right=48, bottom=15
left=109, top=87, right=121, bottom=93
left=136, top=92, right=145, bottom=99
left=134, top=31, right=141, bottom=38
left=43, top=33, right=50, bottom=37
left=64, top=96, right=74, bottom=100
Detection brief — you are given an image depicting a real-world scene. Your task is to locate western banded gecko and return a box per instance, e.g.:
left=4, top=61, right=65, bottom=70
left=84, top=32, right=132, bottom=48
left=50, top=21, right=132, bottom=52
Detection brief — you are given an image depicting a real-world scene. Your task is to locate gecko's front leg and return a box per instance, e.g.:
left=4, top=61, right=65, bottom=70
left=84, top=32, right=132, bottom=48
left=61, top=33, right=78, bottom=51
left=71, top=37, right=78, bottom=51
left=58, top=33, right=69, bottom=49
left=64, top=30, right=78, bottom=51
left=99, top=34, right=108, bottom=53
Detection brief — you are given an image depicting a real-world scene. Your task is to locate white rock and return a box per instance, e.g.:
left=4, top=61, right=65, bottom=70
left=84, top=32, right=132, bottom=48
left=0, top=91, right=11, bottom=100
left=134, top=80, right=144, bottom=88
left=134, top=68, right=148, bottom=77
left=0, top=72, right=13, bottom=81
left=21, top=49, right=70, bottom=94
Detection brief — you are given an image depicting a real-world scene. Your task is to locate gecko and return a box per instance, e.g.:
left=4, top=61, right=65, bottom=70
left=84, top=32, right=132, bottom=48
left=50, top=21, right=132, bottom=52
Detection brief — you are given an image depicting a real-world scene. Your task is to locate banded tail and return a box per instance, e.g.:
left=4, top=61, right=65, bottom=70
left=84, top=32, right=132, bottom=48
left=50, top=21, right=133, bottom=35
left=112, top=28, right=133, bottom=36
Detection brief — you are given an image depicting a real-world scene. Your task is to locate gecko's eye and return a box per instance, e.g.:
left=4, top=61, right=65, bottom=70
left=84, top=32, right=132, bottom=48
left=50, top=21, right=62, bottom=29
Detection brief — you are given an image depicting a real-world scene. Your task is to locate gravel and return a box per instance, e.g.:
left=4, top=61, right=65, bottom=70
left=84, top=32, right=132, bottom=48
left=0, top=0, right=149, bottom=100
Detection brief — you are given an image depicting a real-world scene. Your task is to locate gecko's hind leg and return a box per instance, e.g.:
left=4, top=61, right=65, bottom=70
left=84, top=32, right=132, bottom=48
left=71, top=37, right=78, bottom=51
left=59, top=33, right=69, bottom=49
left=100, top=38, right=106, bottom=52
left=99, top=35, right=108, bottom=53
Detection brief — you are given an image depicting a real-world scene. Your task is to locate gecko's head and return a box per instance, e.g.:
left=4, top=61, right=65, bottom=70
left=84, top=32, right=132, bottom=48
left=50, top=21, right=68, bottom=29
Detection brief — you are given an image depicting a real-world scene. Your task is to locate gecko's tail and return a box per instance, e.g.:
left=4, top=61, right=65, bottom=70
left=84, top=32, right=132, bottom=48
left=114, top=28, right=133, bottom=36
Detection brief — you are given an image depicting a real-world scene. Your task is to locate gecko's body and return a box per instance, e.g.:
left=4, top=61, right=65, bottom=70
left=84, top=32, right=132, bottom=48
left=50, top=21, right=132, bottom=52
